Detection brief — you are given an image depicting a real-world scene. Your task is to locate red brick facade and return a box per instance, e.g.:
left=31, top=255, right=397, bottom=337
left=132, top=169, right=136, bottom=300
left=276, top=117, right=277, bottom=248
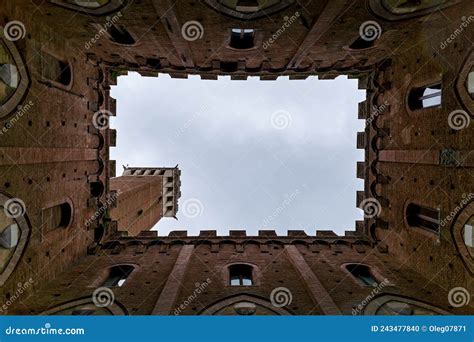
left=0, top=0, right=473, bottom=315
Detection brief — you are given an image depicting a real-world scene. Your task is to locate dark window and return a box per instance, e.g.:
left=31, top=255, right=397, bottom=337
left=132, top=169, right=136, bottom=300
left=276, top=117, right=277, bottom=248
left=108, top=25, right=136, bottom=45
left=229, top=264, right=253, bottom=286
left=90, top=181, right=104, bottom=197
left=235, top=0, right=259, bottom=12
left=346, top=264, right=378, bottom=286
left=349, top=36, right=375, bottom=50
left=103, top=265, right=134, bottom=287
left=230, top=29, right=255, bottom=49
left=41, top=52, right=72, bottom=86
left=408, top=83, right=442, bottom=110
left=406, top=204, right=440, bottom=233
left=42, top=202, right=72, bottom=232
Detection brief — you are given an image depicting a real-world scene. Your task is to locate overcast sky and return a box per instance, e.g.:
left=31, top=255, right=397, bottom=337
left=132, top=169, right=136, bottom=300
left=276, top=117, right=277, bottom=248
left=110, top=72, right=365, bottom=237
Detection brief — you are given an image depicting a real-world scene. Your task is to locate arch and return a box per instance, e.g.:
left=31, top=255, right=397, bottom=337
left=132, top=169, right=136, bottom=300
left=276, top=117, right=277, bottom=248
left=368, top=0, right=460, bottom=21
left=363, top=294, right=451, bottom=315
left=202, top=0, right=295, bottom=20
left=49, top=0, right=126, bottom=16
left=200, top=294, right=292, bottom=315
left=0, top=192, right=31, bottom=286
left=39, top=297, right=128, bottom=315
left=451, top=199, right=474, bottom=273
left=0, top=28, right=31, bottom=120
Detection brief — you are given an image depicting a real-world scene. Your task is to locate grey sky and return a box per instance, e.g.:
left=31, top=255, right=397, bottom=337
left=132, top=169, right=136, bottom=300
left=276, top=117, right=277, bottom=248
left=110, top=72, right=366, bottom=236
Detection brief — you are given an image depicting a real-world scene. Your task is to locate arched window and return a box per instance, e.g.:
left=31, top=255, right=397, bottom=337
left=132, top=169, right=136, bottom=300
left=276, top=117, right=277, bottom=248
left=346, top=264, right=378, bottom=286
left=204, top=0, right=294, bottom=20
left=103, top=265, right=134, bottom=287
left=406, top=203, right=440, bottom=234
left=229, top=29, right=255, bottom=50
left=42, top=202, right=73, bottom=233
left=107, top=24, right=136, bottom=45
left=376, top=301, right=439, bottom=315
left=466, top=67, right=474, bottom=99
left=382, top=0, right=447, bottom=15
left=41, top=52, right=72, bottom=87
left=463, top=216, right=474, bottom=258
left=50, top=0, right=124, bottom=15
left=66, top=0, right=110, bottom=8
left=408, top=82, right=442, bottom=110
left=229, top=264, right=253, bottom=286
left=349, top=36, right=375, bottom=50
left=0, top=43, right=20, bottom=105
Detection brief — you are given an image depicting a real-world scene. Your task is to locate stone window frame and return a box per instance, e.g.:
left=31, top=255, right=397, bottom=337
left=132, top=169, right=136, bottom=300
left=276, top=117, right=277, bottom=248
left=49, top=0, right=126, bottom=16
left=202, top=0, right=294, bottom=20
left=39, top=49, right=74, bottom=91
left=455, top=50, right=474, bottom=115
left=221, top=262, right=261, bottom=287
left=452, top=200, right=474, bottom=273
left=225, top=28, right=262, bottom=51
left=200, top=294, right=292, bottom=315
left=405, top=76, right=443, bottom=114
left=40, top=197, right=74, bottom=240
left=0, top=192, right=31, bottom=286
left=340, top=262, right=392, bottom=288
left=368, top=0, right=461, bottom=21
left=402, top=200, right=442, bottom=240
left=39, top=297, right=128, bottom=315
left=89, top=262, right=140, bottom=288
left=363, top=294, right=450, bottom=315
left=0, top=29, right=31, bottom=121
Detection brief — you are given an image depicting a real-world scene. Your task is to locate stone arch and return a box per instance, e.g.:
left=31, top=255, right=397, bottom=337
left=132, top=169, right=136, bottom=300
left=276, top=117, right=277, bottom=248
left=39, top=297, right=128, bottom=315
left=200, top=294, right=292, bottom=315
left=363, top=294, right=451, bottom=315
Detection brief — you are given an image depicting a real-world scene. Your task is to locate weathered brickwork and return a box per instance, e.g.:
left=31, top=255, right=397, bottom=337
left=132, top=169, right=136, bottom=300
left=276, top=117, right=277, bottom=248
left=0, top=0, right=473, bottom=315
